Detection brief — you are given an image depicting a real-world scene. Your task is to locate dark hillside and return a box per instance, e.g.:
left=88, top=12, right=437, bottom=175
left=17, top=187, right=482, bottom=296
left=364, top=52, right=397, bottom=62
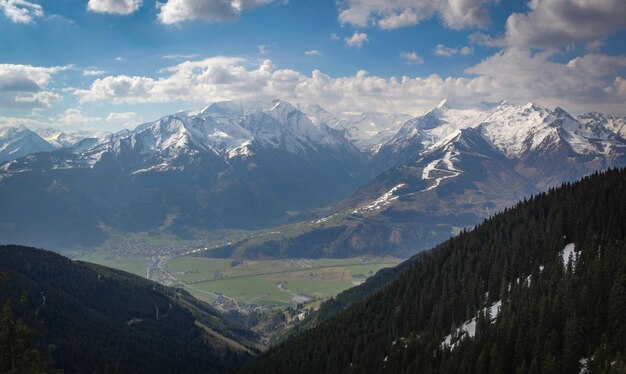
left=0, top=245, right=261, bottom=373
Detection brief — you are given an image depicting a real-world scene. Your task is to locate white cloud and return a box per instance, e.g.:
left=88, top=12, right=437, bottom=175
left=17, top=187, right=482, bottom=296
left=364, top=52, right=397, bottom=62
left=74, top=51, right=626, bottom=116
left=157, top=0, right=275, bottom=24
left=337, top=0, right=496, bottom=30
left=54, top=109, right=100, bottom=126
left=0, top=64, right=67, bottom=109
left=305, top=50, right=322, bottom=56
left=329, top=32, right=340, bottom=40
left=115, top=56, right=124, bottom=62
left=14, top=91, right=62, bottom=107
left=468, top=31, right=505, bottom=47
left=0, top=115, right=46, bottom=128
left=106, top=111, right=138, bottom=127
left=83, top=69, right=107, bottom=77
left=465, top=48, right=626, bottom=111
left=434, top=44, right=473, bottom=57
left=87, top=0, right=142, bottom=15
left=400, top=52, right=423, bottom=64
left=0, top=0, right=43, bottom=23
left=615, top=77, right=626, bottom=99
left=162, top=53, right=200, bottom=60
left=505, top=0, right=626, bottom=48
left=345, top=32, right=369, bottom=48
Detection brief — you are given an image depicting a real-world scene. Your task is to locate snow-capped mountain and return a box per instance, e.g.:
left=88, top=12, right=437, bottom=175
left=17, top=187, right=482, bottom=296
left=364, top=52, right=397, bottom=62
left=0, top=125, right=55, bottom=162
left=376, top=101, right=626, bottom=184
left=1, top=98, right=625, bottom=255
left=0, top=99, right=368, bottom=251
left=298, top=103, right=412, bottom=151
left=34, top=128, right=83, bottom=149
left=55, top=99, right=363, bottom=172
left=578, top=112, right=626, bottom=139
left=223, top=101, right=626, bottom=259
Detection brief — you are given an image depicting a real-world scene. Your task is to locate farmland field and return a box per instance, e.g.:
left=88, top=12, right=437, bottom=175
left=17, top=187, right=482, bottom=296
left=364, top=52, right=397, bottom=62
left=166, top=256, right=401, bottom=307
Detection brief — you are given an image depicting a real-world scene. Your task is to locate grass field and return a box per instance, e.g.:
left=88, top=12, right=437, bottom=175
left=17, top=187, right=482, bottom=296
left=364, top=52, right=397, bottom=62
left=166, top=256, right=401, bottom=307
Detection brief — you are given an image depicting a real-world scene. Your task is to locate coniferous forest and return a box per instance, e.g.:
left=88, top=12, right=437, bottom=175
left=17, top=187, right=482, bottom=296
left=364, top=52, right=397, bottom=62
left=0, top=246, right=260, bottom=373
left=242, top=168, right=626, bottom=374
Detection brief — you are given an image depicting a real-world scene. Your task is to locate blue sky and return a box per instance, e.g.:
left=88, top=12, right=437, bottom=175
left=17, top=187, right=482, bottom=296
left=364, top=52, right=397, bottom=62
left=1, top=0, right=626, bottom=131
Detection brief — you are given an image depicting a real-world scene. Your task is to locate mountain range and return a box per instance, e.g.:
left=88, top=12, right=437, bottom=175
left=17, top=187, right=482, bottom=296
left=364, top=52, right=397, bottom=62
left=0, top=99, right=625, bottom=256
left=202, top=100, right=626, bottom=258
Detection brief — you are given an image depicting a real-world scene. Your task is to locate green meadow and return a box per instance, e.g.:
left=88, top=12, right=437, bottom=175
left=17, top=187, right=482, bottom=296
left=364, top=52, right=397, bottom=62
left=167, top=256, right=401, bottom=307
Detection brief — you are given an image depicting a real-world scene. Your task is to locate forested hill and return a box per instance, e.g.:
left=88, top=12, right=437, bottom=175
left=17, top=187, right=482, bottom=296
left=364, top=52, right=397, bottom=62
left=0, top=245, right=261, bottom=373
left=242, top=168, right=626, bottom=374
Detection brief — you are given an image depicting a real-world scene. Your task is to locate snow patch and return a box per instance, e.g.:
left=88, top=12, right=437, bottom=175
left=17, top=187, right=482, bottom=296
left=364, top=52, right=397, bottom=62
left=420, top=149, right=462, bottom=192
left=561, top=243, right=580, bottom=271
left=441, top=300, right=502, bottom=350
left=352, top=184, right=406, bottom=214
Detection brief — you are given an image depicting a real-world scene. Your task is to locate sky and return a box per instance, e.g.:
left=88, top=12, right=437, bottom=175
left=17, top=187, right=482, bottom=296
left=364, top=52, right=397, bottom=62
left=1, top=0, right=626, bottom=131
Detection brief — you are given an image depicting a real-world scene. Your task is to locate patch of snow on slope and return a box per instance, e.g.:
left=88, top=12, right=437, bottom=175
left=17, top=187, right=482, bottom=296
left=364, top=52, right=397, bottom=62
left=420, top=149, right=462, bottom=192
left=441, top=300, right=502, bottom=350
left=562, top=243, right=580, bottom=270
left=227, top=141, right=253, bottom=159
left=352, top=183, right=406, bottom=214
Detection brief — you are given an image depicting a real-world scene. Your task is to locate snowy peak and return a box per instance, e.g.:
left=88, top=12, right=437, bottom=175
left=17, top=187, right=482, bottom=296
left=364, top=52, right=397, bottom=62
left=35, top=128, right=83, bottom=148
left=72, top=99, right=360, bottom=171
left=0, top=125, right=55, bottom=162
left=377, top=101, right=626, bottom=182
left=386, top=100, right=488, bottom=150
left=578, top=112, right=626, bottom=139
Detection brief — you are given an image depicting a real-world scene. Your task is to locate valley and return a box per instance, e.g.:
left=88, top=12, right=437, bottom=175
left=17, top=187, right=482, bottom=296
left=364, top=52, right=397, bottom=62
left=4, top=3, right=625, bottom=372
left=78, top=247, right=400, bottom=311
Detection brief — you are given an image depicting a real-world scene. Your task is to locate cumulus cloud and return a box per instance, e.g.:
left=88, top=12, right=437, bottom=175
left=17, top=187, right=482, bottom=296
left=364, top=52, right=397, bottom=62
left=157, top=0, right=275, bottom=24
left=505, top=0, right=626, bottom=48
left=87, top=0, right=142, bottom=15
left=305, top=50, right=322, bottom=56
left=0, top=64, right=67, bottom=109
left=337, top=0, right=496, bottom=30
left=400, top=52, right=423, bottom=64
left=345, top=32, right=369, bottom=48
left=74, top=51, right=626, bottom=116
left=0, top=0, right=43, bottom=23
left=434, top=44, right=472, bottom=57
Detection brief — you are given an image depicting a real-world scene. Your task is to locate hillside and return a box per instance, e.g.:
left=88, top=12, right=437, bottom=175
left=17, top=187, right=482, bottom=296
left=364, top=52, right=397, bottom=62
left=241, top=168, right=626, bottom=373
left=0, top=245, right=261, bottom=373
